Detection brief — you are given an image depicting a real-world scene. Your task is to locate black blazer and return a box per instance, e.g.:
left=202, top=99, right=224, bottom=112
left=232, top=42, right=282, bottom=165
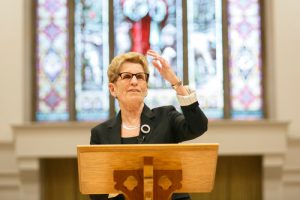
left=90, top=102, right=208, bottom=200
left=91, top=102, right=207, bottom=145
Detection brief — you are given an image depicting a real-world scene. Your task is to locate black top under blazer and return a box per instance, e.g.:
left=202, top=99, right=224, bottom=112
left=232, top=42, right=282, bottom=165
left=90, top=102, right=208, bottom=200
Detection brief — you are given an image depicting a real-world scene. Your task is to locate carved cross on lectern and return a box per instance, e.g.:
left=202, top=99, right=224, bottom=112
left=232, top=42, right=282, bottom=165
left=113, top=157, right=182, bottom=200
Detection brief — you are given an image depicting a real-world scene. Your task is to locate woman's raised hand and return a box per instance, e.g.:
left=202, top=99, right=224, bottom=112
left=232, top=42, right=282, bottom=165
left=146, top=49, right=180, bottom=85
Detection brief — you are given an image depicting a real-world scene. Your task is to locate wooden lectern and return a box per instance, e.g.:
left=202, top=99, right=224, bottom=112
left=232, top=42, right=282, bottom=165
left=77, top=143, right=218, bottom=200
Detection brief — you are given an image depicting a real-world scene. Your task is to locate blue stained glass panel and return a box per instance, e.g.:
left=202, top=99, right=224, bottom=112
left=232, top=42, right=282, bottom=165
left=187, top=0, right=223, bottom=119
left=74, top=0, right=110, bottom=121
left=228, top=0, right=263, bottom=119
left=36, top=0, right=69, bottom=121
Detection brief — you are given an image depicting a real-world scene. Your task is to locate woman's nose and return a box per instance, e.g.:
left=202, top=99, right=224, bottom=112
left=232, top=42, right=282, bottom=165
left=130, top=75, right=138, bottom=84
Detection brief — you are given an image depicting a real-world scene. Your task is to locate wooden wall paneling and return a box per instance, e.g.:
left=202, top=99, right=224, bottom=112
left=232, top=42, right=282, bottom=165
left=40, top=157, right=261, bottom=200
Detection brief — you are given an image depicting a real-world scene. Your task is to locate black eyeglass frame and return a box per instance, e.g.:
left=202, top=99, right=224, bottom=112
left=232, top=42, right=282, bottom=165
left=118, top=72, right=149, bottom=82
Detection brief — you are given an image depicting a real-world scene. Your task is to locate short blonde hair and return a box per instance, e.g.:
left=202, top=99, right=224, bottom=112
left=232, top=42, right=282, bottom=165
left=107, top=52, right=149, bottom=83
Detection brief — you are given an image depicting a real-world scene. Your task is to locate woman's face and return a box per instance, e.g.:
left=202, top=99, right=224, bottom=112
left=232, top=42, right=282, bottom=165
left=109, top=61, right=148, bottom=105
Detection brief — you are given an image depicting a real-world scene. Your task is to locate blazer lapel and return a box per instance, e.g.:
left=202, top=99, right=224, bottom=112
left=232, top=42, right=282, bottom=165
left=140, top=104, right=155, bottom=143
left=107, top=112, right=122, bottom=144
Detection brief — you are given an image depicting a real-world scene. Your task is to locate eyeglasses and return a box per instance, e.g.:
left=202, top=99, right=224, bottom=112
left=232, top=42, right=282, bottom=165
left=118, top=72, right=149, bottom=82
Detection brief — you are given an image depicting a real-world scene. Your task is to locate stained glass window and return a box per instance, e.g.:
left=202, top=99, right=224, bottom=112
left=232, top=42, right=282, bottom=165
left=74, top=0, right=109, bottom=121
left=35, top=0, right=69, bottom=121
left=228, top=0, right=263, bottom=119
left=114, top=0, right=183, bottom=108
left=34, top=0, right=264, bottom=121
left=187, top=0, right=224, bottom=119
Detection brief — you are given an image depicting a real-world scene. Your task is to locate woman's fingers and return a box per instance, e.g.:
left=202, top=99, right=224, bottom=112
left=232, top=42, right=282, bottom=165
left=146, top=49, right=177, bottom=83
left=147, top=50, right=163, bottom=70
left=156, top=56, right=168, bottom=68
left=147, top=50, right=169, bottom=70
left=146, top=49, right=157, bottom=57
left=147, top=50, right=161, bottom=61
left=152, top=59, right=162, bottom=72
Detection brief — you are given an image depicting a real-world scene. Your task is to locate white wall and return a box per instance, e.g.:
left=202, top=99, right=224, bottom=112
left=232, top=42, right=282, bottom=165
left=271, top=1, right=300, bottom=195
left=0, top=0, right=300, bottom=199
left=0, top=0, right=25, bottom=140
left=0, top=1, right=24, bottom=199
left=272, top=0, right=300, bottom=136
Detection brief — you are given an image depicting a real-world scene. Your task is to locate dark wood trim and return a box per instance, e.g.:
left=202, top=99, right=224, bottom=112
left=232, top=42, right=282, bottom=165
left=109, top=0, right=116, bottom=118
left=260, top=0, right=267, bottom=119
left=31, top=0, right=37, bottom=121
left=68, top=0, right=76, bottom=121
left=24, top=0, right=34, bottom=122
left=222, top=0, right=231, bottom=119
left=182, top=0, right=188, bottom=85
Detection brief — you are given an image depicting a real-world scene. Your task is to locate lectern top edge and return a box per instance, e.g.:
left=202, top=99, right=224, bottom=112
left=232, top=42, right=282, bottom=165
left=77, top=143, right=219, bottom=152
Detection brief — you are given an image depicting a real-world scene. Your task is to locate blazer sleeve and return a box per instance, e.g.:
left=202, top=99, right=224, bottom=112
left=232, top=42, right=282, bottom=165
left=90, top=127, right=100, bottom=145
left=169, top=101, right=208, bottom=142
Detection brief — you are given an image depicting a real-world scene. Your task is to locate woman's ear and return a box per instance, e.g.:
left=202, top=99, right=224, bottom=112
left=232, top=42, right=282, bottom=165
left=108, top=83, right=117, bottom=98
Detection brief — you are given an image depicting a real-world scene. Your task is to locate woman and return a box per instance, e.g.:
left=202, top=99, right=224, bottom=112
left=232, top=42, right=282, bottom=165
left=90, top=50, right=208, bottom=200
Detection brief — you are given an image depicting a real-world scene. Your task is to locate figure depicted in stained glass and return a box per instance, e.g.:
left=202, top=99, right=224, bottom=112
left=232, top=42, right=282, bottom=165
left=114, top=0, right=183, bottom=109
left=188, top=0, right=224, bottom=119
left=74, top=0, right=110, bottom=120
